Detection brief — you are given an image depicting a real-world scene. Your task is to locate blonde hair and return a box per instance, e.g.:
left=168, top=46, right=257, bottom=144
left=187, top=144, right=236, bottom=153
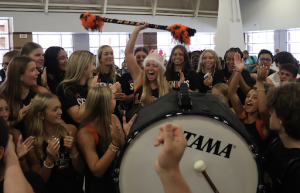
left=212, top=83, right=229, bottom=98
left=141, top=62, right=171, bottom=106
left=0, top=56, right=36, bottom=122
left=197, top=49, right=221, bottom=76
left=96, top=45, right=116, bottom=83
left=59, top=50, right=94, bottom=95
left=25, top=93, right=68, bottom=159
left=80, top=86, right=112, bottom=152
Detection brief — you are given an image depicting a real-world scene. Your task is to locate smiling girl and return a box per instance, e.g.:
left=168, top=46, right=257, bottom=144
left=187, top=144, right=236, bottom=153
left=125, top=22, right=171, bottom=107
left=197, top=49, right=223, bottom=93
left=26, top=92, right=84, bottom=193
left=229, top=53, right=270, bottom=152
left=0, top=56, right=48, bottom=134
left=165, top=45, right=199, bottom=92
left=21, top=42, right=49, bottom=90
left=57, top=50, right=97, bottom=128
left=44, top=46, right=68, bottom=94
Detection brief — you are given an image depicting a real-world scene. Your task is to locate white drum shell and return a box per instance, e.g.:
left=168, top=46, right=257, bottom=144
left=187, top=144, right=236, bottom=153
left=119, top=115, right=259, bottom=193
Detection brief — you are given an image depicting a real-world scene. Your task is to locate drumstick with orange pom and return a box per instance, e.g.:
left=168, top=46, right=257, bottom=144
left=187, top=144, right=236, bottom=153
left=80, top=12, right=196, bottom=45
left=194, top=160, right=219, bottom=193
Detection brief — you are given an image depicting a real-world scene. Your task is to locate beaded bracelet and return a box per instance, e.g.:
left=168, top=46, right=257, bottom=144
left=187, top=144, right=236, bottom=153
left=110, top=143, right=119, bottom=149
left=43, top=161, right=54, bottom=169
left=70, top=151, right=79, bottom=159
left=109, top=147, right=118, bottom=153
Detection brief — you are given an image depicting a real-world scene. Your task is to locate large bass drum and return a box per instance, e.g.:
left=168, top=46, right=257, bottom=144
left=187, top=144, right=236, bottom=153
left=114, top=90, right=263, bottom=193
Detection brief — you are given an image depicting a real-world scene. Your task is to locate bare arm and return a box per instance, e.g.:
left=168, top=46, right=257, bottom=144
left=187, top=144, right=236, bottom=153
left=66, top=103, right=86, bottom=124
left=154, top=124, right=191, bottom=193
left=77, top=129, right=117, bottom=178
left=256, top=66, right=271, bottom=132
left=125, top=23, right=148, bottom=89
left=65, top=125, right=85, bottom=174
left=228, top=53, right=245, bottom=118
left=238, top=75, right=251, bottom=96
left=122, top=93, right=134, bottom=105
left=27, top=138, right=60, bottom=182
left=4, top=135, right=34, bottom=193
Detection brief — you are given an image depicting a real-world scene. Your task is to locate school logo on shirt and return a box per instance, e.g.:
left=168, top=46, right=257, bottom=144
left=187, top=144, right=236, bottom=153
left=54, top=150, right=70, bottom=170
left=223, top=77, right=228, bottom=83
left=169, top=80, right=190, bottom=89
left=128, top=80, right=134, bottom=90
left=97, top=79, right=113, bottom=87
left=134, top=93, right=157, bottom=105
left=75, top=93, right=85, bottom=107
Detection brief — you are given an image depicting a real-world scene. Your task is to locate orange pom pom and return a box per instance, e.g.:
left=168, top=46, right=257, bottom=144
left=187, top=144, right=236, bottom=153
left=167, top=24, right=191, bottom=45
left=80, top=12, right=105, bottom=31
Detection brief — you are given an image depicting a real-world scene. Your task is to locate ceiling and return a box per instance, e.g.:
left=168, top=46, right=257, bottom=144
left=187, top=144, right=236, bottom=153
left=0, top=0, right=218, bottom=17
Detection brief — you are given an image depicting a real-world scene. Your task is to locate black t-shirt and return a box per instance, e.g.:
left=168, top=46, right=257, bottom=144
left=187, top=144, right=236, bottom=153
left=133, top=82, right=159, bottom=106
left=41, top=139, right=83, bottom=193
left=198, top=70, right=224, bottom=93
left=120, top=73, right=134, bottom=96
left=120, top=73, right=134, bottom=111
left=222, top=69, right=252, bottom=105
left=0, top=171, right=45, bottom=193
left=22, top=88, right=38, bottom=106
left=97, top=73, right=120, bottom=87
left=48, top=74, right=65, bottom=94
left=264, top=140, right=300, bottom=193
left=57, top=84, right=88, bottom=128
left=168, top=70, right=199, bottom=91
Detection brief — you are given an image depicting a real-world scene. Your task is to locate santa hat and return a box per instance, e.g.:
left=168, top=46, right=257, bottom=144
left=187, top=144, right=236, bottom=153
left=143, top=49, right=166, bottom=71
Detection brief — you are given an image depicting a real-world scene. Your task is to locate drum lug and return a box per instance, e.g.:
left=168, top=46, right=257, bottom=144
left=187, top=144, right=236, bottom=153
left=249, top=144, right=259, bottom=157
left=114, top=178, right=119, bottom=183
left=114, top=168, right=120, bottom=174
left=134, top=131, right=139, bottom=136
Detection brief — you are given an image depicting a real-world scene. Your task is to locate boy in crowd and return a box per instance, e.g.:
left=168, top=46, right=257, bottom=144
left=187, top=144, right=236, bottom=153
left=243, top=50, right=257, bottom=73
left=264, top=83, right=300, bottom=192
left=279, top=63, right=298, bottom=84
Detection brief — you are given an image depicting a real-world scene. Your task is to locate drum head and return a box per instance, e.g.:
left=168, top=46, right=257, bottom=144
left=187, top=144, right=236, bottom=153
left=118, top=115, right=259, bottom=193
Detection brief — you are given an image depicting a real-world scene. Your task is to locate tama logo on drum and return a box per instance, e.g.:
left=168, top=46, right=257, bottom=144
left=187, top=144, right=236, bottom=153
left=184, top=131, right=233, bottom=159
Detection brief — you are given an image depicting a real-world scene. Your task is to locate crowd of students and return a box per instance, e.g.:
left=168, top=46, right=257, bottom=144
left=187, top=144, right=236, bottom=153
left=0, top=22, right=300, bottom=193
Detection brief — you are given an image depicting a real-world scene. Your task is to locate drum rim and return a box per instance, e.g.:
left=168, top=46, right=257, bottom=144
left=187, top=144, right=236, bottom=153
left=113, top=113, right=264, bottom=193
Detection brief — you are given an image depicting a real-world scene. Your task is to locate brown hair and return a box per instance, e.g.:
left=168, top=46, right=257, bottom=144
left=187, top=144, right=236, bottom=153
left=20, top=42, right=42, bottom=56
left=4, top=50, right=21, bottom=60
left=0, top=56, right=35, bottom=122
left=266, top=83, right=300, bottom=139
left=165, top=45, right=192, bottom=81
left=212, top=83, right=228, bottom=98
left=80, top=86, right=112, bottom=152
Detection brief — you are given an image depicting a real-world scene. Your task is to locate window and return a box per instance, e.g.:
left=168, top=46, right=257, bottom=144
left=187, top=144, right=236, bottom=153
left=33, top=33, right=73, bottom=57
left=189, top=33, right=216, bottom=51
left=89, top=33, right=129, bottom=68
left=245, top=31, right=274, bottom=57
left=157, top=32, right=179, bottom=59
left=287, top=29, right=300, bottom=62
left=0, top=19, right=10, bottom=69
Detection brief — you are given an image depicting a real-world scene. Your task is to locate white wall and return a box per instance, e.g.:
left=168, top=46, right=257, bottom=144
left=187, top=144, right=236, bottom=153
left=241, top=0, right=300, bottom=31
left=0, top=11, right=217, bottom=33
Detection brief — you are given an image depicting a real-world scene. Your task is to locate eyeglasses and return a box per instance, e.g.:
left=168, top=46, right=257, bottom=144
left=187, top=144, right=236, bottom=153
left=259, top=58, right=272, bottom=63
